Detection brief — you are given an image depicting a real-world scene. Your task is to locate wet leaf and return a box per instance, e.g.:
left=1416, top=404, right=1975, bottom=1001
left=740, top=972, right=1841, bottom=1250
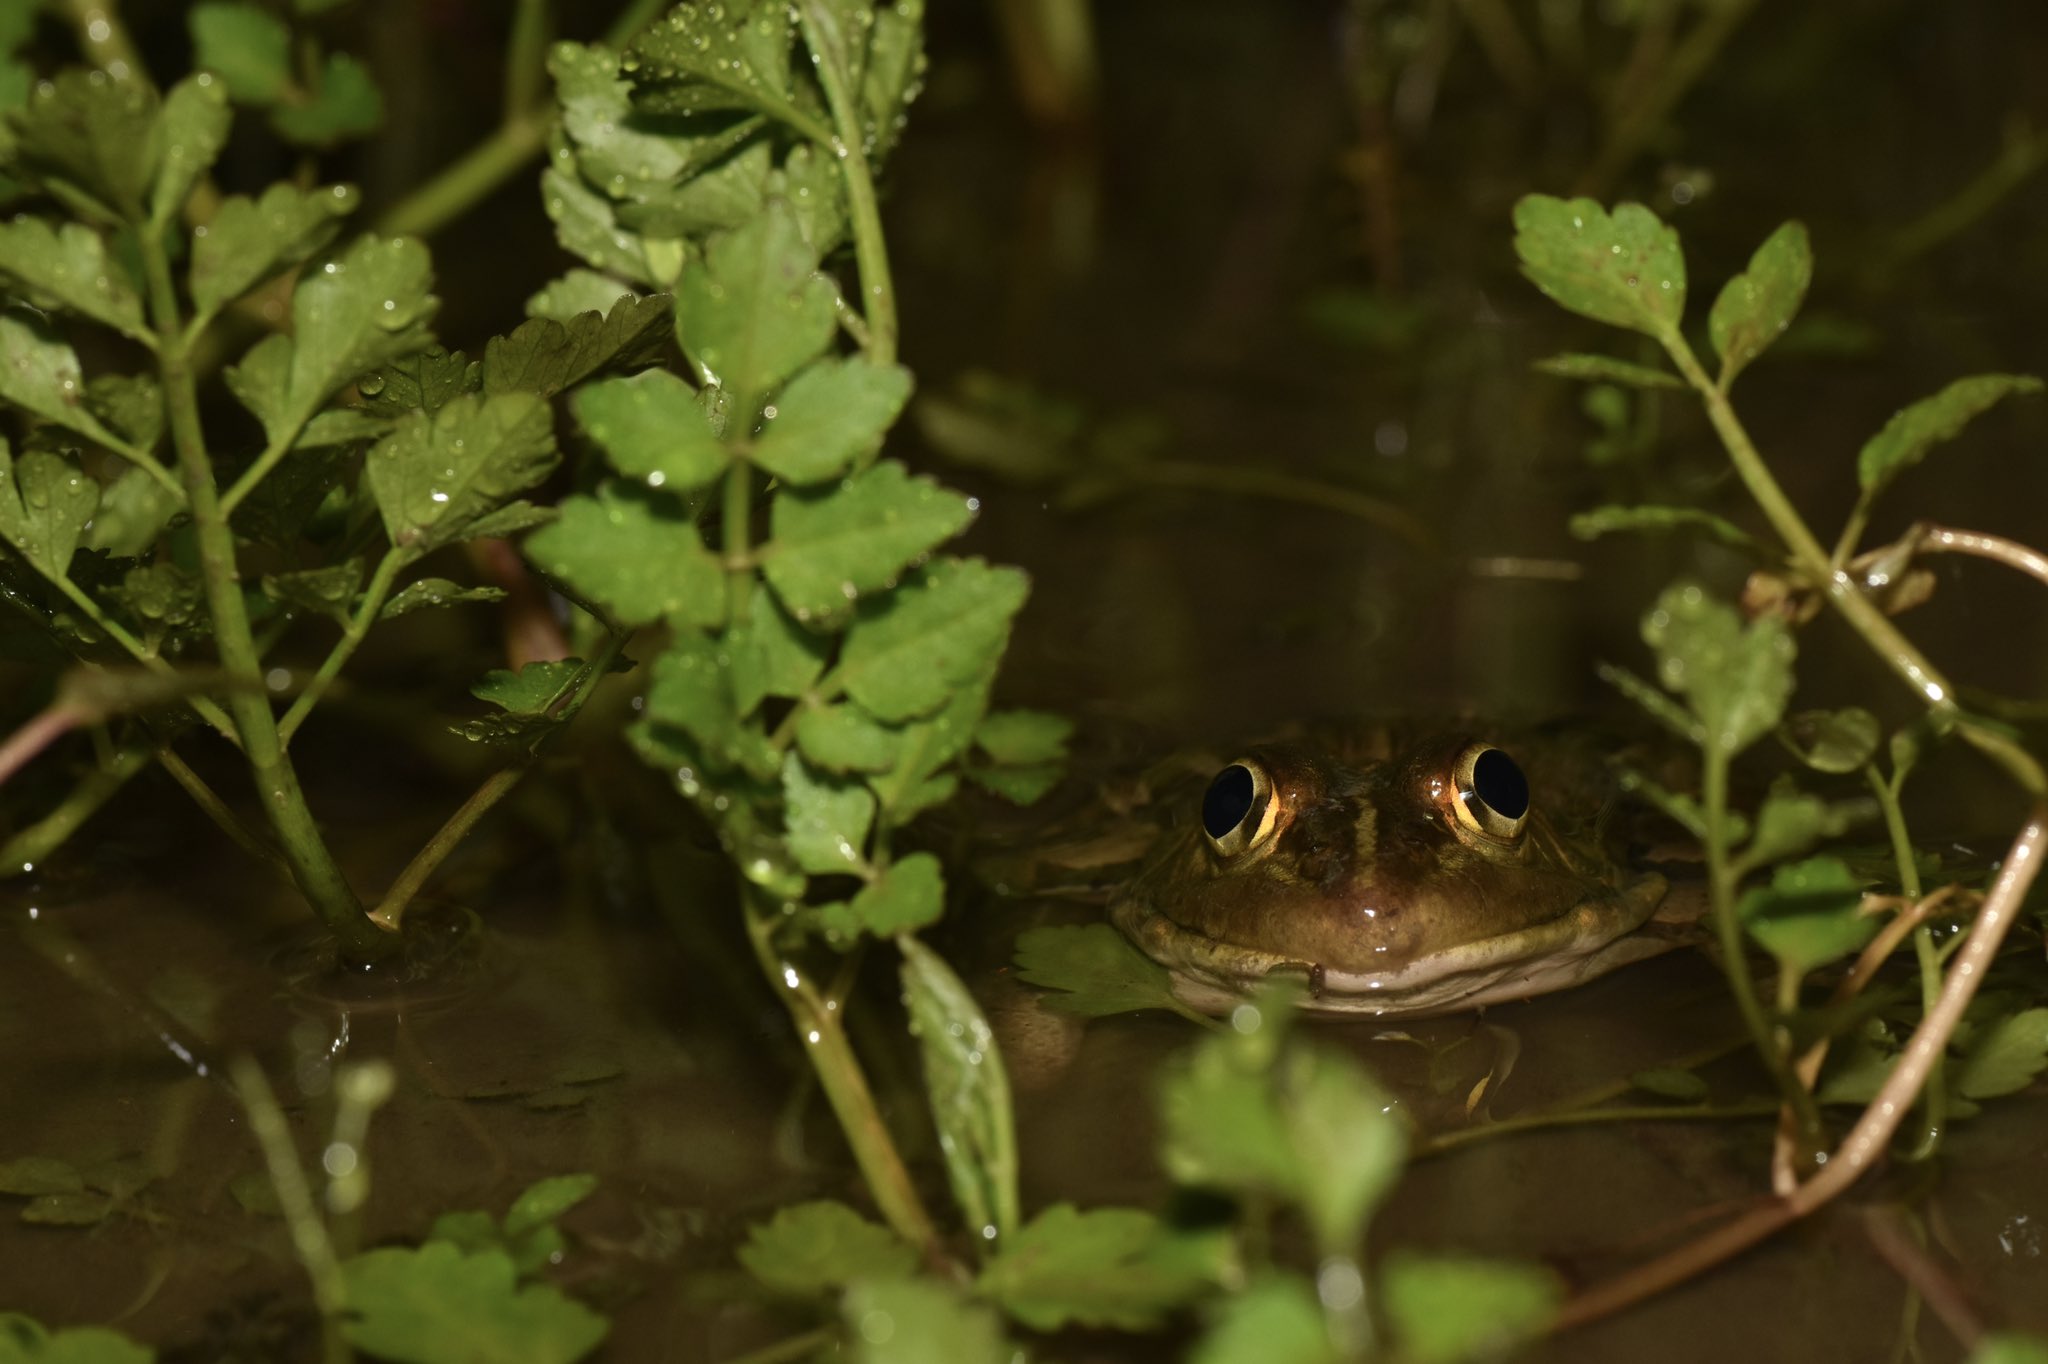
left=1779, top=707, right=1881, bottom=774
left=0, top=1313, right=153, bottom=1363
left=1737, top=783, right=1873, bottom=870
left=503, top=1174, right=597, bottom=1239
left=977, top=1204, right=1214, bottom=1331
left=782, top=754, right=874, bottom=874
left=625, top=0, right=801, bottom=123
left=750, top=357, right=914, bottom=484
left=229, top=444, right=349, bottom=548
left=272, top=234, right=438, bottom=443
left=84, top=374, right=164, bottom=454
left=542, top=166, right=661, bottom=289
left=0, top=446, right=98, bottom=579
left=900, top=933, right=1018, bottom=1245
left=270, top=52, right=382, bottom=145
left=379, top=578, right=506, bottom=618
left=359, top=347, right=479, bottom=418
left=571, top=369, right=727, bottom=494
left=676, top=199, right=836, bottom=404
left=1279, top=1044, right=1406, bottom=1257
left=967, top=762, right=1063, bottom=805
left=82, top=466, right=179, bottom=557
left=553, top=41, right=749, bottom=190
left=263, top=561, right=362, bottom=623
left=189, top=3, right=291, bottom=104
left=1709, top=221, right=1811, bottom=387
left=795, top=701, right=901, bottom=773
left=1569, top=504, right=1755, bottom=551
left=864, top=672, right=988, bottom=822
left=973, top=710, right=1069, bottom=765
left=190, top=183, right=358, bottom=323
left=760, top=461, right=975, bottom=621
left=9, top=70, right=160, bottom=223
left=1954, top=1007, right=2048, bottom=1100
left=1512, top=195, right=1686, bottom=339
left=1160, top=1025, right=1299, bottom=1199
left=1012, top=923, right=1184, bottom=1018
left=1380, top=1252, right=1562, bottom=1364
left=836, top=558, right=1029, bottom=722
left=527, top=270, right=641, bottom=324
left=0, top=218, right=147, bottom=340
left=471, top=659, right=583, bottom=715
left=1641, top=582, right=1795, bottom=758
left=737, top=1200, right=916, bottom=1297
left=365, top=391, right=558, bottom=561
left=828, top=850, right=944, bottom=937
left=0, top=308, right=136, bottom=454
left=151, top=74, right=231, bottom=227
left=841, top=1278, right=1014, bottom=1364
left=1189, top=1274, right=1336, bottom=1364
left=111, top=562, right=205, bottom=642
left=1737, top=856, right=1875, bottom=977
left=1856, top=373, right=2043, bottom=501
left=638, top=628, right=778, bottom=779
left=1533, top=352, right=1686, bottom=390
left=728, top=597, right=824, bottom=714
left=340, top=1243, right=608, bottom=1364
left=855, top=0, right=924, bottom=160
left=524, top=484, right=723, bottom=628
left=482, top=293, right=671, bottom=399
left=0, top=1156, right=83, bottom=1197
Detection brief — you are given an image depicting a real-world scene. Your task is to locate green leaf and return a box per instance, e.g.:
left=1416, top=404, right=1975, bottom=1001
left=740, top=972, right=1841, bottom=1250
left=20, top=1191, right=113, bottom=1225
left=1280, top=1044, right=1406, bottom=1257
left=380, top=578, right=507, bottom=618
left=840, top=1278, right=1014, bottom=1364
left=794, top=701, right=901, bottom=773
left=359, top=346, right=479, bottom=418
left=472, top=659, right=583, bottom=715
left=750, top=357, right=914, bottom=484
left=1954, top=1007, right=2048, bottom=1100
left=1512, top=195, right=1686, bottom=339
left=190, top=183, right=359, bottom=323
left=1012, top=923, right=1185, bottom=1018
left=1569, top=504, right=1755, bottom=550
left=831, top=850, right=945, bottom=937
left=9, top=70, right=160, bottom=223
left=1737, top=856, right=1875, bottom=977
left=637, top=628, right=777, bottom=780
left=111, top=562, right=205, bottom=641
left=1190, top=1275, right=1336, bottom=1364
left=864, top=672, right=988, bottom=821
left=782, top=753, right=874, bottom=874
left=82, top=465, right=180, bottom=556
left=761, top=461, right=975, bottom=622
left=0, top=1156, right=84, bottom=1197
left=977, top=1205, right=1214, bottom=1331
left=1969, top=1336, right=2048, bottom=1364
left=1737, top=784, right=1872, bottom=870
left=263, top=560, right=362, bottom=623
left=967, top=762, right=1063, bottom=805
left=0, top=218, right=147, bottom=340
left=0, top=1314, right=154, bottom=1363
left=1778, top=707, right=1881, bottom=775
left=1533, top=352, right=1686, bottom=390
left=727, top=597, right=825, bottom=715
left=189, top=3, right=291, bottom=104
left=1596, top=662, right=1703, bottom=746
left=340, top=1243, right=607, bottom=1364
left=1708, top=221, right=1811, bottom=387
left=975, top=709, right=1072, bottom=764
left=481, top=293, right=671, bottom=399
left=855, top=0, right=924, bottom=160
left=541, top=166, right=661, bottom=289
left=0, top=307, right=138, bottom=454
left=836, top=558, right=1029, bottom=722
left=502, top=1174, right=597, bottom=1239
left=900, top=933, right=1018, bottom=1244
left=1629, top=1067, right=1710, bottom=1101
left=675, top=198, right=837, bottom=404
left=277, top=234, right=438, bottom=441
left=571, top=369, right=727, bottom=494
left=1640, top=582, right=1796, bottom=758
left=624, top=0, right=802, bottom=123
left=736, top=1200, right=916, bottom=1297
left=1160, top=1025, right=1299, bottom=1199
left=527, top=270, right=641, bottom=324
left=270, top=52, right=382, bottom=145
left=427, top=1210, right=500, bottom=1256
left=1855, top=373, right=2043, bottom=500
left=84, top=373, right=164, bottom=454
left=365, top=391, right=559, bottom=561
left=150, top=74, right=232, bottom=227
left=229, top=443, right=349, bottom=547
left=1380, top=1253, right=1563, bottom=1364
left=0, top=446, right=98, bottom=579
left=523, top=484, right=723, bottom=628
left=1616, top=766, right=1748, bottom=844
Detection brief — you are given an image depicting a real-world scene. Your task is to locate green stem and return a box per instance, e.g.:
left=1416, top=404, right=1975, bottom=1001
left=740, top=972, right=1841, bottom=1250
left=375, top=112, right=548, bottom=240
left=1417, top=1099, right=1780, bottom=1157
left=797, top=0, right=899, bottom=366
left=46, top=577, right=239, bottom=742
left=1866, top=765, right=1946, bottom=1157
left=231, top=1057, right=350, bottom=1364
left=1128, top=459, right=1437, bottom=551
left=157, top=746, right=286, bottom=871
left=506, top=0, right=552, bottom=123
left=61, top=0, right=145, bottom=78
left=723, top=461, right=756, bottom=625
left=720, top=1327, right=841, bottom=1364
left=138, top=228, right=394, bottom=961
left=0, top=733, right=151, bottom=874
left=278, top=549, right=406, bottom=746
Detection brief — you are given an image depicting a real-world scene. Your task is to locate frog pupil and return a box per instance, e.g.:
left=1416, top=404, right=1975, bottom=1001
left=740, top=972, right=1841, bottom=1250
left=1202, top=764, right=1259, bottom=839
left=1472, top=748, right=1529, bottom=820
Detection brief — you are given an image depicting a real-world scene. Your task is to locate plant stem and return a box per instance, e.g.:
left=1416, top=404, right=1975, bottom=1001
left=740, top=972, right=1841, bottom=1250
left=376, top=111, right=549, bottom=240
left=723, top=461, right=756, bottom=625
left=797, top=0, right=899, bottom=366
left=0, top=703, right=83, bottom=788
left=231, top=1058, right=351, bottom=1364
left=1866, top=765, right=1946, bottom=1158
left=1417, top=1099, right=1778, bottom=1156
left=157, top=746, right=287, bottom=871
left=61, top=0, right=144, bottom=79
left=1578, top=0, right=1761, bottom=195
left=138, top=228, right=394, bottom=960
left=278, top=549, right=407, bottom=745
left=45, top=578, right=239, bottom=742
left=1127, top=459, right=1437, bottom=551
left=721, top=1326, right=840, bottom=1364
left=505, top=0, right=553, bottom=124
left=0, top=734, right=153, bottom=874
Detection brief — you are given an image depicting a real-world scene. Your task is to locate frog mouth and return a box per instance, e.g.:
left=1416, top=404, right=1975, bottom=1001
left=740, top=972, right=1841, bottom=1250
left=1112, top=871, right=1685, bottom=1017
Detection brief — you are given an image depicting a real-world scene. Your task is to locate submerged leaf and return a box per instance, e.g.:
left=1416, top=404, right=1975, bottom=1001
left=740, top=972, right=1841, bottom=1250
left=1512, top=195, right=1686, bottom=339
left=1709, top=221, right=1811, bottom=387
left=340, top=1243, right=608, bottom=1364
left=736, top=1200, right=916, bottom=1297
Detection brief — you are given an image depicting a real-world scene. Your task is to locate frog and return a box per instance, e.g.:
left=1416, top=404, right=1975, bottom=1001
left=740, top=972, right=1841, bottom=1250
left=1107, top=730, right=1699, bottom=1016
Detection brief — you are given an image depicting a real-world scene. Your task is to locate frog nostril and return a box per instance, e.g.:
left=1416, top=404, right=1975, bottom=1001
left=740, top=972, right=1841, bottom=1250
left=1202, top=764, right=1257, bottom=839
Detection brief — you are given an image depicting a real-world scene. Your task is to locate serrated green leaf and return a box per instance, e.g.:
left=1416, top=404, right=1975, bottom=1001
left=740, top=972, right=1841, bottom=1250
left=263, top=560, right=361, bottom=623
left=1856, top=373, right=2043, bottom=499
left=427, top=1209, right=501, bottom=1255
left=833, top=850, right=943, bottom=936
left=774, top=141, right=847, bottom=255
left=380, top=577, right=506, bottom=618
left=1595, top=661, right=1703, bottom=745
left=728, top=596, right=824, bottom=714
left=1737, top=856, right=1874, bottom=977
left=0, top=218, right=147, bottom=340
left=835, top=558, right=1027, bottom=722
left=1779, top=707, right=1881, bottom=774
left=638, top=628, right=777, bottom=780
left=221, top=331, right=291, bottom=438
left=1569, top=503, right=1755, bottom=550
left=0, top=307, right=137, bottom=454
left=340, top=1243, right=607, bottom=1364
left=900, top=931, right=1016, bottom=1244
left=676, top=198, right=836, bottom=404
left=782, top=753, right=874, bottom=874
left=277, top=234, right=438, bottom=440
left=856, top=0, right=923, bottom=161
left=472, top=658, right=583, bottom=714
left=1737, top=784, right=1872, bottom=871
left=736, top=1200, right=916, bottom=1297
left=794, top=701, right=901, bottom=772
left=150, top=74, right=232, bottom=227
left=864, top=666, right=990, bottom=821
left=1955, top=1007, right=2048, bottom=1100
left=1190, top=1274, right=1336, bottom=1364
left=526, top=270, right=641, bottom=323
left=977, top=1205, right=1213, bottom=1331
left=841, top=1278, right=1014, bottom=1364
left=1012, top=923, right=1184, bottom=1017
left=502, top=1173, right=597, bottom=1238
left=0, top=1156, right=84, bottom=1197
left=625, top=0, right=802, bottom=122
left=0, top=1314, right=154, bottom=1363
left=975, top=709, right=1071, bottom=764
left=82, top=464, right=180, bottom=556
left=1380, top=1253, right=1562, bottom=1364
left=84, top=373, right=163, bottom=453
left=190, top=183, right=358, bottom=323
left=523, top=483, right=722, bottom=628
left=189, top=3, right=291, bottom=104
left=365, top=391, right=558, bottom=561
left=111, top=561, right=204, bottom=641
left=1709, top=220, right=1811, bottom=387
left=571, top=368, right=726, bottom=493
left=0, top=445, right=98, bottom=579
left=542, top=165, right=661, bottom=288
left=9, top=69, right=161, bottom=223
left=1641, top=582, right=1795, bottom=758
left=750, top=357, right=913, bottom=484
left=358, top=346, right=477, bottom=417
left=1280, top=1044, right=1406, bottom=1256
left=1532, top=352, right=1686, bottom=389
left=967, top=762, right=1062, bottom=805
left=270, top=52, right=381, bottom=145
left=1512, top=195, right=1686, bottom=338
left=229, top=443, right=349, bottom=547
left=481, top=293, right=671, bottom=398
left=1160, top=1027, right=1300, bottom=1198
left=761, top=461, right=974, bottom=621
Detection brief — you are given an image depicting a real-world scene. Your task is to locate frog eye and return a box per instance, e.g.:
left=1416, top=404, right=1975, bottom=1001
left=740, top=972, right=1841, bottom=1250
left=1201, top=760, right=1278, bottom=857
left=1451, top=744, right=1530, bottom=841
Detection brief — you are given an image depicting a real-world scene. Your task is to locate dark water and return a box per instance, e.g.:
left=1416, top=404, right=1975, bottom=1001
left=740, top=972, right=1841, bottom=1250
left=5, top=2, right=2048, bottom=1360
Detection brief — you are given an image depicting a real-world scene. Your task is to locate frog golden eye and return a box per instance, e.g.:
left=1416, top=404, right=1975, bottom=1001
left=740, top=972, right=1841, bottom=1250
left=1201, top=761, right=1277, bottom=857
left=1451, top=744, right=1530, bottom=841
